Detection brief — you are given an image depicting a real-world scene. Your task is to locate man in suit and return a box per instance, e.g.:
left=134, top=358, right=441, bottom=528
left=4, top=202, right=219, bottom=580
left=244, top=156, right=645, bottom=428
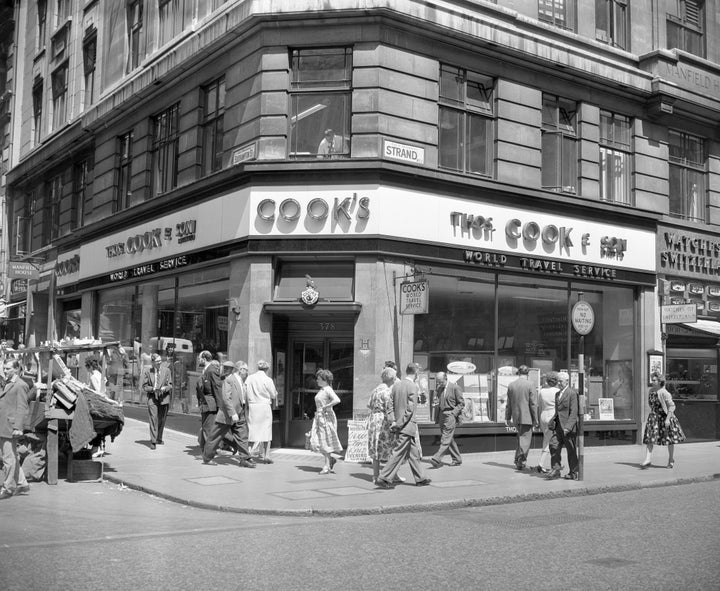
left=546, top=371, right=579, bottom=480
left=430, top=372, right=465, bottom=468
left=505, top=365, right=538, bottom=471
left=376, top=363, right=431, bottom=488
left=0, top=359, right=31, bottom=498
left=196, top=350, right=222, bottom=450
left=202, top=361, right=255, bottom=468
left=141, top=353, right=173, bottom=450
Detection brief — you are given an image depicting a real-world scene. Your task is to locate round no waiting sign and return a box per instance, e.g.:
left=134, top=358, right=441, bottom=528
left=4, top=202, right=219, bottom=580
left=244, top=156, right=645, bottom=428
left=572, top=300, right=595, bottom=335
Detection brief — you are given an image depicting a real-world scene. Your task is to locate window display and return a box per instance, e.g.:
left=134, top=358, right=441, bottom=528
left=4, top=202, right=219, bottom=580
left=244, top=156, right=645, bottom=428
left=413, top=270, right=637, bottom=424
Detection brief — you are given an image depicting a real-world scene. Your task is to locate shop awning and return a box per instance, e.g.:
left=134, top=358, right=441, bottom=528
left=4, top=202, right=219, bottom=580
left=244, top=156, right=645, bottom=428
left=680, top=320, right=720, bottom=337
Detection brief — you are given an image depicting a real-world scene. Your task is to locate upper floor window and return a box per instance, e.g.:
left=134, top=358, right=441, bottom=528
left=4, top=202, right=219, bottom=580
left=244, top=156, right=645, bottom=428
left=538, top=0, right=576, bottom=31
left=599, top=111, right=632, bottom=205
left=669, top=130, right=706, bottom=222
left=667, top=0, right=704, bottom=58
left=51, top=63, right=68, bottom=131
left=32, top=79, right=43, bottom=147
left=596, top=0, right=627, bottom=50
left=202, top=77, right=225, bottom=175
left=72, top=157, right=92, bottom=230
left=47, top=173, right=63, bottom=241
left=38, top=0, right=47, bottom=52
left=152, top=105, right=179, bottom=196
left=55, top=0, right=71, bottom=29
left=289, top=47, right=352, bottom=158
left=438, top=64, right=494, bottom=177
left=116, top=131, right=134, bottom=211
left=159, top=0, right=185, bottom=46
left=83, top=31, right=97, bottom=108
left=128, top=0, right=143, bottom=72
left=541, top=94, right=577, bottom=194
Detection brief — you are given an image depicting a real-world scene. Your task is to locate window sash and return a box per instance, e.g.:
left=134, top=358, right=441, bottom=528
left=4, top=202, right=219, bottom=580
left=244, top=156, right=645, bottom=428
left=595, top=0, right=627, bottom=49
left=538, top=0, right=576, bottom=30
left=439, top=107, right=492, bottom=176
left=290, top=47, right=352, bottom=89
left=202, top=78, right=225, bottom=175
left=542, top=131, right=577, bottom=192
left=117, top=132, right=133, bottom=211
left=599, top=147, right=631, bottom=205
left=669, top=164, right=706, bottom=221
left=152, top=106, right=179, bottom=195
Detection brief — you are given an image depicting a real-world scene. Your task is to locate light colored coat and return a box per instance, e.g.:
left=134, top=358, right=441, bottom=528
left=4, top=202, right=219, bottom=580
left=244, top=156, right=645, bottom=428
left=0, top=377, right=29, bottom=439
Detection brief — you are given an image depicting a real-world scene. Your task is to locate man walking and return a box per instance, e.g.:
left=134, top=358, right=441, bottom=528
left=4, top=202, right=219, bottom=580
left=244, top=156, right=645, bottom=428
left=430, top=372, right=465, bottom=468
left=142, top=353, right=172, bottom=449
left=202, top=361, right=255, bottom=468
left=546, top=371, right=579, bottom=480
left=376, top=363, right=431, bottom=488
left=196, top=350, right=221, bottom=450
left=505, top=365, right=538, bottom=470
left=0, top=359, right=30, bottom=498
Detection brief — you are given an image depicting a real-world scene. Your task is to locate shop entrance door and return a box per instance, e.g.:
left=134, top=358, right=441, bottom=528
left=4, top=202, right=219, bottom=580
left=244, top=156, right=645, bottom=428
left=284, top=336, right=353, bottom=447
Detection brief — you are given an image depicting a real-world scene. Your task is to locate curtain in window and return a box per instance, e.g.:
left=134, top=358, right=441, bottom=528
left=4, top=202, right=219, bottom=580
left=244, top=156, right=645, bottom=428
left=102, top=2, right=129, bottom=91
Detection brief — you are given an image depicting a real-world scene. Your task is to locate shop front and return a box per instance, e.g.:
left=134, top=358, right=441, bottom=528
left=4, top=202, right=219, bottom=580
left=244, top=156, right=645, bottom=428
left=658, top=225, right=720, bottom=440
left=43, top=182, right=657, bottom=449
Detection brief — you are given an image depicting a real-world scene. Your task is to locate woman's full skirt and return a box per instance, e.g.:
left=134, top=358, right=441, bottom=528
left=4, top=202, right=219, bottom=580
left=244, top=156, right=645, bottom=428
left=310, top=409, right=343, bottom=454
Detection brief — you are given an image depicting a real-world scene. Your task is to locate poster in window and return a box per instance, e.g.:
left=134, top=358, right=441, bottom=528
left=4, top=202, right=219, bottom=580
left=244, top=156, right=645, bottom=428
left=598, top=398, right=615, bottom=420
left=606, top=360, right=633, bottom=413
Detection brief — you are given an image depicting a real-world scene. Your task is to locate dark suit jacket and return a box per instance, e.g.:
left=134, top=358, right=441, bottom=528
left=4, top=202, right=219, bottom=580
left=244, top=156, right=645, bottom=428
left=0, top=377, right=30, bottom=439
left=553, top=386, right=579, bottom=433
left=216, top=373, right=246, bottom=425
left=141, top=365, right=173, bottom=405
left=389, top=377, right=419, bottom=437
left=435, top=381, right=465, bottom=424
left=505, top=376, right=538, bottom=426
left=197, top=363, right=221, bottom=413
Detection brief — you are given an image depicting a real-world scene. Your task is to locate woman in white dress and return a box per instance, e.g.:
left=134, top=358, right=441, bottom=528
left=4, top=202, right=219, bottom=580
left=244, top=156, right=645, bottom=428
left=536, top=371, right=559, bottom=474
left=310, top=369, right=343, bottom=474
left=245, top=360, right=278, bottom=464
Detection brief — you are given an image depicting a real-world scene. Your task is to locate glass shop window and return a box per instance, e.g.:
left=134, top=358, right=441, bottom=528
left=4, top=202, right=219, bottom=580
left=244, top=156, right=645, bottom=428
left=666, top=350, right=717, bottom=401
left=274, top=261, right=354, bottom=301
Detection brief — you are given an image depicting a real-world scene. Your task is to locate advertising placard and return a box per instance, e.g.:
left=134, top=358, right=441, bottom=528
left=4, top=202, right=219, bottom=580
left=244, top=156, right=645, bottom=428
left=399, top=280, right=429, bottom=315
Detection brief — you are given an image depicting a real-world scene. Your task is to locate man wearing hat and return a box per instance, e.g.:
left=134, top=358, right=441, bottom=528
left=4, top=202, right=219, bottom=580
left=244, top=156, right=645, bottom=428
left=245, top=360, right=278, bottom=464
left=202, top=361, right=255, bottom=468
left=141, top=353, right=173, bottom=450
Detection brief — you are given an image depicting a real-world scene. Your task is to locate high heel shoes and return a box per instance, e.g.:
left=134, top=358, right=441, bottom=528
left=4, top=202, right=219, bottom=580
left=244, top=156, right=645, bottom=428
left=329, top=457, right=337, bottom=473
left=667, top=460, right=674, bottom=469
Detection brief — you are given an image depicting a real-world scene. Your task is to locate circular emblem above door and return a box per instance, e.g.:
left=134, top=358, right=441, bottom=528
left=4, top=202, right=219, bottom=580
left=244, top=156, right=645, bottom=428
left=301, top=275, right=319, bottom=306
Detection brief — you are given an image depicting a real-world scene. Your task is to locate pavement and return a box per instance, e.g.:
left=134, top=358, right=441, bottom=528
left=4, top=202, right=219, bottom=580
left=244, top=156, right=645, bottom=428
left=91, top=418, right=720, bottom=517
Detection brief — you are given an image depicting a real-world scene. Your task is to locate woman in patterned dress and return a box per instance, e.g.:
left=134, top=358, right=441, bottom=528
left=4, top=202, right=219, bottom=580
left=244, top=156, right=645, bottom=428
left=310, top=369, right=343, bottom=474
left=366, top=367, right=398, bottom=483
left=641, top=373, right=685, bottom=469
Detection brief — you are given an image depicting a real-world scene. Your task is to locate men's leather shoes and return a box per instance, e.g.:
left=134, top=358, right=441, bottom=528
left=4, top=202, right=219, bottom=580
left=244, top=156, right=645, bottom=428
left=563, top=472, right=578, bottom=480
left=415, top=478, right=432, bottom=487
left=0, top=488, right=13, bottom=499
left=375, top=478, right=394, bottom=489
left=149, top=443, right=156, bottom=450
left=238, top=459, right=256, bottom=468
left=430, top=458, right=442, bottom=468
left=545, top=469, right=561, bottom=480
left=515, top=462, right=526, bottom=471
left=15, top=484, right=30, bottom=495
left=157, top=440, right=164, bottom=445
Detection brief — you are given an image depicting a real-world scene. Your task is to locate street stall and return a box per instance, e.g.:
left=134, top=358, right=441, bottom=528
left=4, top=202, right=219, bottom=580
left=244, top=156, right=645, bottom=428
left=3, top=340, right=125, bottom=484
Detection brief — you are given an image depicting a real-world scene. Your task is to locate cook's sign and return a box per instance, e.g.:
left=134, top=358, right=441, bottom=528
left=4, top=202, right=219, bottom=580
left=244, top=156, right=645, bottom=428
left=400, top=280, right=429, bottom=315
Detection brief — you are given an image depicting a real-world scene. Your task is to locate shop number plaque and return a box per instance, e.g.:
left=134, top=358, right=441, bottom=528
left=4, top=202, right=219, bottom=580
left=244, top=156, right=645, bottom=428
left=571, top=301, right=595, bottom=335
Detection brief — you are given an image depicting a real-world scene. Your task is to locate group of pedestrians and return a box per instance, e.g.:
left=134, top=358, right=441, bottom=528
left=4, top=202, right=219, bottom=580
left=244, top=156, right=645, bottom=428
left=141, top=347, right=279, bottom=467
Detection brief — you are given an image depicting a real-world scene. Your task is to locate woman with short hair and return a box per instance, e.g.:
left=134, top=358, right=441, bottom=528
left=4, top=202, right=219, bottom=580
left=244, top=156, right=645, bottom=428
left=641, top=373, right=685, bottom=469
left=309, top=369, right=343, bottom=474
